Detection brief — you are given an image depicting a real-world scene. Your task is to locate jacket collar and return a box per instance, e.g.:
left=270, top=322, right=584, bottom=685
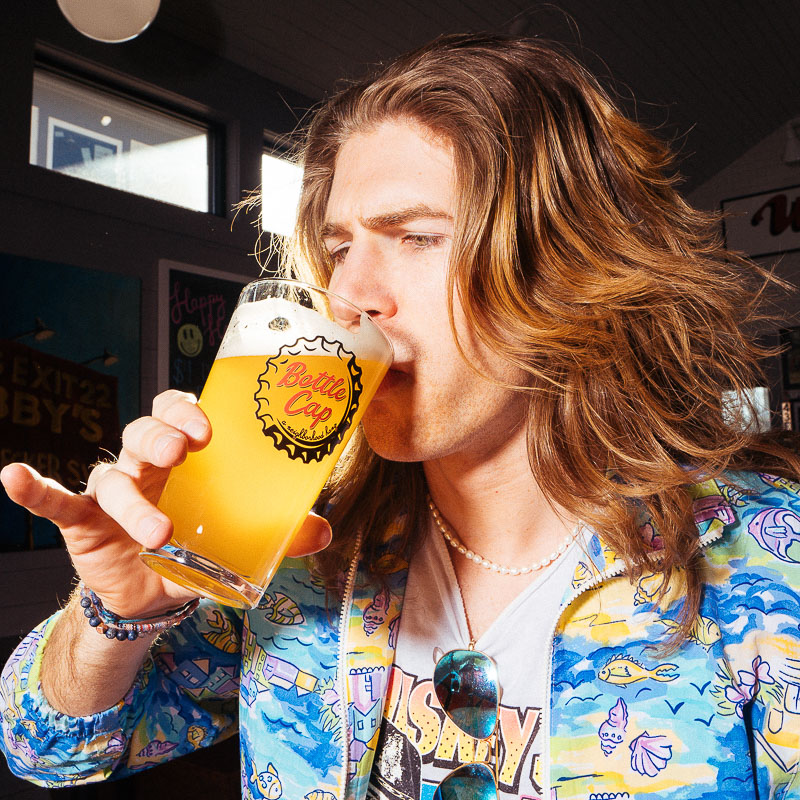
left=574, top=476, right=736, bottom=587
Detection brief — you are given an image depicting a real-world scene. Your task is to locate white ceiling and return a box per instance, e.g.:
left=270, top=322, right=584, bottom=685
left=153, top=0, right=800, bottom=193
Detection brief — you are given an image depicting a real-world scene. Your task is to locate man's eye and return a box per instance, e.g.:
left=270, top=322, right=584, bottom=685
left=403, top=233, right=446, bottom=249
left=328, top=244, right=349, bottom=265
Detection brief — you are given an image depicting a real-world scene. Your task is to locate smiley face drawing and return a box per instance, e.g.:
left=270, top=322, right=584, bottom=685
left=177, top=323, right=203, bottom=357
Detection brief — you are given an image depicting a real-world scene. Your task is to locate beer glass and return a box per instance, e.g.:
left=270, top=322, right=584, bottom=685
left=139, top=278, right=393, bottom=608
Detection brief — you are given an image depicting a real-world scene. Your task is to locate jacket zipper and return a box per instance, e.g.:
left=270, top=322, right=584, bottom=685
left=541, top=524, right=724, bottom=797
left=337, top=531, right=363, bottom=800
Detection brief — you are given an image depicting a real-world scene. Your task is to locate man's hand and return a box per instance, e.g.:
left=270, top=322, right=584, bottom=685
left=1, top=390, right=332, bottom=619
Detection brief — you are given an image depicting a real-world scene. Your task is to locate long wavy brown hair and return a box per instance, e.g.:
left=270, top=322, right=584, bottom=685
left=283, top=33, right=800, bottom=637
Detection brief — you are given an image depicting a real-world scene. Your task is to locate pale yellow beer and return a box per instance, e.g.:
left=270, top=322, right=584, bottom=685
left=140, top=281, right=393, bottom=607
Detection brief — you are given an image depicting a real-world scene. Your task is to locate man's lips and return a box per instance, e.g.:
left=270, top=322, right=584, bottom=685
left=376, top=364, right=410, bottom=394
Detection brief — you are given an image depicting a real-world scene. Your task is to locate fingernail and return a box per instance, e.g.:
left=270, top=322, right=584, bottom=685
left=156, top=432, right=184, bottom=461
left=182, top=421, right=208, bottom=441
left=139, top=515, right=165, bottom=547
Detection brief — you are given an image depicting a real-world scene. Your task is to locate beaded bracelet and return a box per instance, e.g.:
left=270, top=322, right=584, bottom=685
left=78, top=584, right=200, bottom=642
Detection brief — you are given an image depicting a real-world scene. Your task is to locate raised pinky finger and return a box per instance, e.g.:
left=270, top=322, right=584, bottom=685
left=0, top=463, right=94, bottom=530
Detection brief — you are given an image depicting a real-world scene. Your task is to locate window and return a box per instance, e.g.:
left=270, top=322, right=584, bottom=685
left=721, top=387, right=771, bottom=433
left=261, top=149, right=303, bottom=236
left=30, top=68, right=212, bottom=212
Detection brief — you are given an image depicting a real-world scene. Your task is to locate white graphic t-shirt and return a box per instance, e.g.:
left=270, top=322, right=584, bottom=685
left=366, top=525, right=582, bottom=800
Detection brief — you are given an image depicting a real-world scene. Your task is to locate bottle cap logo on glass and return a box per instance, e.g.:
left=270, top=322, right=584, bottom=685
left=255, top=336, right=363, bottom=463
left=140, top=279, right=393, bottom=608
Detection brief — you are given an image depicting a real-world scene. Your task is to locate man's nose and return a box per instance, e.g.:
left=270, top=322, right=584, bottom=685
left=327, top=239, right=397, bottom=327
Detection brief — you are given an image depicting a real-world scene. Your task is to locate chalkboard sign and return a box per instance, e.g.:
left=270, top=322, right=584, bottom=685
left=166, top=267, right=249, bottom=397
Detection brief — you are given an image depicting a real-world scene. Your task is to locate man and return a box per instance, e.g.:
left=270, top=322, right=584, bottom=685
left=3, top=33, right=800, bottom=800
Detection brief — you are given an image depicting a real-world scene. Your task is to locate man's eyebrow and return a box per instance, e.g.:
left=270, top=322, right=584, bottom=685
left=320, top=204, right=453, bottom=238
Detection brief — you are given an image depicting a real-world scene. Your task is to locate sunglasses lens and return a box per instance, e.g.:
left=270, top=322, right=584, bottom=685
left=433, top=649, right=499, bottom=740
left=433, top=762, right=497, bottom=800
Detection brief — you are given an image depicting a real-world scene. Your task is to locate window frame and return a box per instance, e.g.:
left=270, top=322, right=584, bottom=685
left=31, top=57, right=225, bottom=216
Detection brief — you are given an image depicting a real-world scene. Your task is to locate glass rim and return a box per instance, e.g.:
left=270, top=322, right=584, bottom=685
left=238, top=276, right=393, bottom=356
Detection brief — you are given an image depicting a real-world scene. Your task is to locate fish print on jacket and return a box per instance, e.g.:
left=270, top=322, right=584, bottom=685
left=251, top=763, right=283, bottom=799
left=203, top=608, right=241, bottom=653
left=259, top=592, right=305, bottom=626
left=747, top=506, right=800, bottom=563
left=598, top=655, right=679, bottom=686
left=238, top=562, right=344, bottom=800
left=548, top=473, right=800, bottom=799
left=3, top=472, right=800, bottom=800
left=659, top=615, right=721, bottom=651
left=186, top=725, right=206, bottom=749
left=242, top=726, right=283, bottom=799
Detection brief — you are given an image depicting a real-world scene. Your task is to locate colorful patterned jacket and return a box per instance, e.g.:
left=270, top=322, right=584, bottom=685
left=2, top=470, right=800, bottom=799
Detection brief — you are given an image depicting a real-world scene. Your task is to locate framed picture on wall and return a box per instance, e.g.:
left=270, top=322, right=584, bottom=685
left=721, top=184, right=800, bottom=259
left=158, top=260, right=253, bottom=398
left=46, top=117, right=122, bottom=185
left=781, top=326, right=800, bottom=391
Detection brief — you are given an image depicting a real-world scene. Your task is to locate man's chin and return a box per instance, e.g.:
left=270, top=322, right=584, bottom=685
left=363, top=438, right=422, bottom=464
left=362, top=418, right=423, bottom=463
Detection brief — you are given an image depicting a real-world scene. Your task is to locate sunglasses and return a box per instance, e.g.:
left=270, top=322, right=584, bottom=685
left=432, top=647, right=501, bottom=800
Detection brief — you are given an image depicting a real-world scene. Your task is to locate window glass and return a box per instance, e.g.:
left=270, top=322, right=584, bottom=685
left=721, top=387, right=771, bottom=432
left=31, top=68, right=210, bottom=212
left=261, top=150, right=303, bottom=236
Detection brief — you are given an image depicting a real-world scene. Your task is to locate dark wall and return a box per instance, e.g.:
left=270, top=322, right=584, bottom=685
left=0, top=5, right=313, bottom=797
left=0, top=0, right=314, bottom=412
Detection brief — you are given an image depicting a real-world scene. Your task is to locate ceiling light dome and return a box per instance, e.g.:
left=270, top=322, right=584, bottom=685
left=57, top=0, right=161, bottom=43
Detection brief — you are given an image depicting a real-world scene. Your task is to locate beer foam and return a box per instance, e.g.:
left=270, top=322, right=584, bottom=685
left=216, top=296, right=392, bottom=362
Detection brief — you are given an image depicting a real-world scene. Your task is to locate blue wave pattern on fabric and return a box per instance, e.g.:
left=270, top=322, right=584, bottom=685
left=1, top=472, right=799, bottom=800
left=239, top=559, right=343, bottom=798
left=0, top=602, right=243, bottom=787
left=550, top=471, right=800, bottom=799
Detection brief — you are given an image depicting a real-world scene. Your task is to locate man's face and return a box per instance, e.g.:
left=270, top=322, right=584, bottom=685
left=323, top=118, right=527, bottom=464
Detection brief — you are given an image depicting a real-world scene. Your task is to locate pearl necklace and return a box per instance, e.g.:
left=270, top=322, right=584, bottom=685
left=428, top=497, right=580, bottom=576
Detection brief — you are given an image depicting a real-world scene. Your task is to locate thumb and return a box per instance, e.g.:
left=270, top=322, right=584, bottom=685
left=286, top=511, right=332, bottom=557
